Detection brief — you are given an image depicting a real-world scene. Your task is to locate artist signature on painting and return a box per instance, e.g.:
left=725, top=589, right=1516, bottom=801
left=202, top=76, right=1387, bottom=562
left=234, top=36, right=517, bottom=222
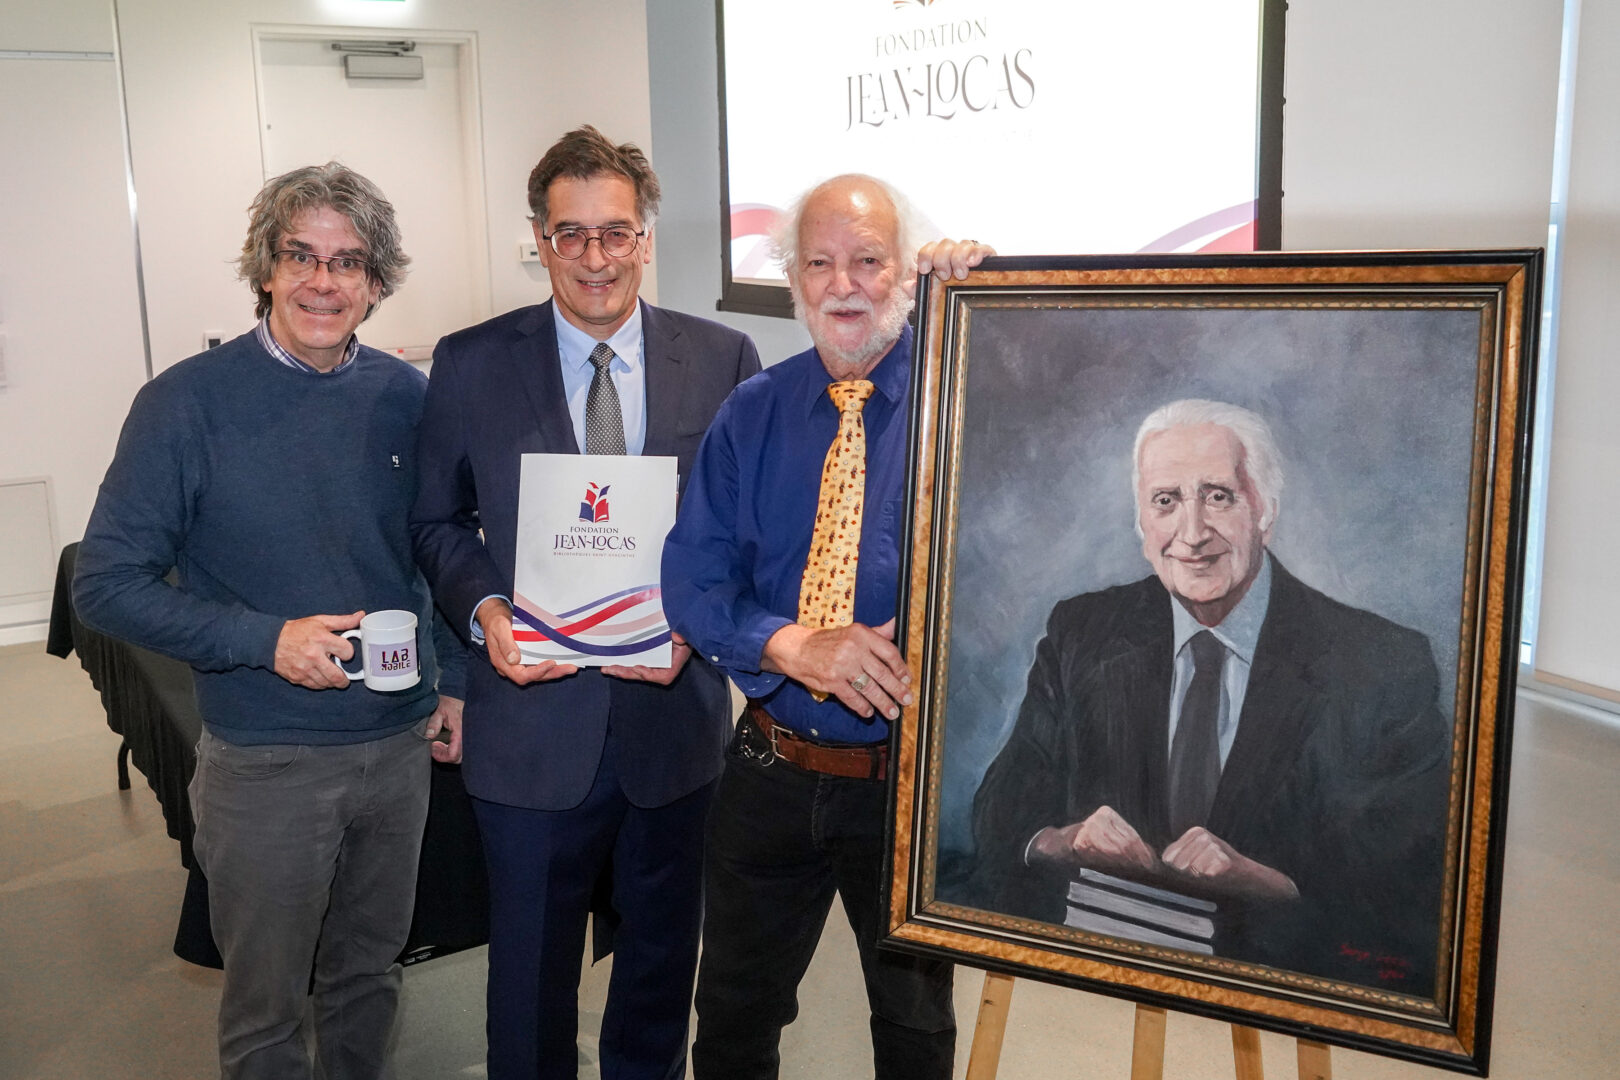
left=1339, top=943, right=1413, bottom=984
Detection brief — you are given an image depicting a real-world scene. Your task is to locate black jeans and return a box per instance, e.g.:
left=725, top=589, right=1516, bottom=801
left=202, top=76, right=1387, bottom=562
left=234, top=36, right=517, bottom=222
left=692, top=726, right=956, bottom=1079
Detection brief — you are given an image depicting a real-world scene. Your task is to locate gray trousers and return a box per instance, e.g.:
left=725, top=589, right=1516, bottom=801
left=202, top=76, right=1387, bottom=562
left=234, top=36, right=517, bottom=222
left=190, top=721, right=432, bottom=1080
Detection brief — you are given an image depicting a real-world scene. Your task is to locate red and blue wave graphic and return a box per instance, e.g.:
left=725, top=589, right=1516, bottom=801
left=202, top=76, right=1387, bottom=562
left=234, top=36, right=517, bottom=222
left=729, top=203, right=782, bottom=279
left=511, top=585, right=671, bottom=658
left=1138, top=201, right=1257, bottom=253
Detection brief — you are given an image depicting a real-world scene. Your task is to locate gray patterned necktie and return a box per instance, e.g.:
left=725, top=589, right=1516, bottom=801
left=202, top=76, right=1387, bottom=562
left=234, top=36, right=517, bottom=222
left=585, top=342, right=627, bottom=455
left=1169, top=630, right=1226, bottom=838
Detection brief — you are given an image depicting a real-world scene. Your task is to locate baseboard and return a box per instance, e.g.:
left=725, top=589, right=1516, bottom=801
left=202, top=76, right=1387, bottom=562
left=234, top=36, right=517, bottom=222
left=1527, top=668, right=1620, bottom=705
left=0, top=621, right=48, bottom=647
left=1519, top=672, right=1620, bottom=727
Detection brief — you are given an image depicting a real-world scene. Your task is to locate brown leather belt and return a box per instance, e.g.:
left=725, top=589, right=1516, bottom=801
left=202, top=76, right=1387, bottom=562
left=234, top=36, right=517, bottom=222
left=742, top=703, right=888, bottom=781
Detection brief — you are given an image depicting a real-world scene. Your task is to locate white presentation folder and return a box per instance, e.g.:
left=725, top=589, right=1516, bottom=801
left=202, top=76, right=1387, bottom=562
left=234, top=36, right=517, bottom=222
left=511, top=452, right=677, bottom=667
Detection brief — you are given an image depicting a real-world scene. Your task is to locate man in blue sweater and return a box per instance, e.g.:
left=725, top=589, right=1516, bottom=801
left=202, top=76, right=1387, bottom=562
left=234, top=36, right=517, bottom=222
left=75, top=163, right=462, bottom=1080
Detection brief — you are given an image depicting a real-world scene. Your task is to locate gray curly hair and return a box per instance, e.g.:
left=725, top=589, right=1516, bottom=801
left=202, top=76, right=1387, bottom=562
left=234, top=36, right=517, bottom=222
left=236, top=162, right=408, bottom=319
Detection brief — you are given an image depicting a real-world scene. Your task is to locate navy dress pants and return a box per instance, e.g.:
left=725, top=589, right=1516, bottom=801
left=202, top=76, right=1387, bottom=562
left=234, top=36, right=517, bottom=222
left=473, top=745, right=714, bottom=1080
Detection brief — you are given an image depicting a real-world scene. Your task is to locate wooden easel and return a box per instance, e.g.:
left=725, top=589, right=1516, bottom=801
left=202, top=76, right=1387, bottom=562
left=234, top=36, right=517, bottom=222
left=964, top=972, right=1332, bottom=1080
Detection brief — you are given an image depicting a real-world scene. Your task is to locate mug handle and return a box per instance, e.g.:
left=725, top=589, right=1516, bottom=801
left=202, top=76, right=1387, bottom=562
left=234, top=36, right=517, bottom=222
left=336, top=630, right=365, bottom=680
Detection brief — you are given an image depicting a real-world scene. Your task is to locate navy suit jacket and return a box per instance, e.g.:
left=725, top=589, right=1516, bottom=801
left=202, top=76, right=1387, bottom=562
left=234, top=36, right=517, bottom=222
left=969, top=558, right=1451, bottom=992
left=411, top=299, right=760, bottom=810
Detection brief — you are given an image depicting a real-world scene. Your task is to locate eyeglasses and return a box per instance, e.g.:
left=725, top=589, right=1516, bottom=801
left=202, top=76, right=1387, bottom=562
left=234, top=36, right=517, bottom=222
left=272, top=250, right=371, bottom=282
left=541, top=225, right=645, bottom=260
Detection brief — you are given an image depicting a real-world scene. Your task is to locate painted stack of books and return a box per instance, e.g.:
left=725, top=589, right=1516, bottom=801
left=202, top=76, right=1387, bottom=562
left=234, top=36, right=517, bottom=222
left=1064, top=867, right=1218, bottom=954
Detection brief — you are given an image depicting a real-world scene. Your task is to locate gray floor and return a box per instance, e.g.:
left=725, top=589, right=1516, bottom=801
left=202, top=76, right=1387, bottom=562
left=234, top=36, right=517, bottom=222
left=3, top=640, right=1618, bottom=1078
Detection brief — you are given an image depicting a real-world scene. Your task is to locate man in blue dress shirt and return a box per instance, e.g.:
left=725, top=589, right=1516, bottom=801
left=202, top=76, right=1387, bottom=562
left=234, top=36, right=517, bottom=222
left=662, top=174, right=988, bottom=1079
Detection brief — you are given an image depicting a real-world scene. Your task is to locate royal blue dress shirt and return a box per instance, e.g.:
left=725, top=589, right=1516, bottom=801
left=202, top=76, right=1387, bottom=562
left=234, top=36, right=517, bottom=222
left=662, top=326, right=914, bottom=745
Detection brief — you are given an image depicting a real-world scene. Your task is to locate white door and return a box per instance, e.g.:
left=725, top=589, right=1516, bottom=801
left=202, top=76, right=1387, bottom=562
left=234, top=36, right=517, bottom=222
left=256, top=34, right=490, bottom=360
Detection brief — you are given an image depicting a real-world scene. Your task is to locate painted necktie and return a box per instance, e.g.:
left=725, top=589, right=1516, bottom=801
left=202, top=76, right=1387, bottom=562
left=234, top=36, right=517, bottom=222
left=1169, top=629, right=1226, bottom=838
left=798, top=380, right=876, bottom=701
left=585, top=342, right=627, bottom=455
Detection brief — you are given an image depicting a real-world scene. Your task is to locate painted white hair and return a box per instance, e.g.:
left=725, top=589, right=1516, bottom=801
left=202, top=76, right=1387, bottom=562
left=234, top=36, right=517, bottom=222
left=767, top=173, right=928, bottom=286
left=1131, top=399, right=1284, bottom=533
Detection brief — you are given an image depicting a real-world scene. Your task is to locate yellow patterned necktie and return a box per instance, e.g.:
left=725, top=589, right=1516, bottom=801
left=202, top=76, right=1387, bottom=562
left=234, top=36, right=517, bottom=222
left=798, top=380, right=876, bottom=701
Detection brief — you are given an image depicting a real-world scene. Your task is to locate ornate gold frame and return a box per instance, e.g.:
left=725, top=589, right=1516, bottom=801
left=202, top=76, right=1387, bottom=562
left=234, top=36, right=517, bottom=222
left=883, top=252, right=1542, bottom=1074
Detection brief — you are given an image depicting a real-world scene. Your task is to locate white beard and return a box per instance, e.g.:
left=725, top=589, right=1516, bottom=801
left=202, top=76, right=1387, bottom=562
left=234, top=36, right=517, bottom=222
left=795, top=287, right=915, bottom=377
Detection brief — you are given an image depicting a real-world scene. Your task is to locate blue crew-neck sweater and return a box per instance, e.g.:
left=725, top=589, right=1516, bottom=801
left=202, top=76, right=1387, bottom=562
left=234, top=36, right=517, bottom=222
left=75, top=331, right=452, bottom=745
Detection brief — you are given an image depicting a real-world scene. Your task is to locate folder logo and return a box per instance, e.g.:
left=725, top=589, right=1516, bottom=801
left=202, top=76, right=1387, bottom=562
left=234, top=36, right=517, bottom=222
left=579, top=483, right=612, bottom=524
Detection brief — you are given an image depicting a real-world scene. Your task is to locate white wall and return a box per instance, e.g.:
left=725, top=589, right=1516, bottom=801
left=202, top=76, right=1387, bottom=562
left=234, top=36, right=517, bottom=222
left=1284, top=0, right=1620, bottom=700
left=0, top=0, right=113, bottom=51
left=1535, top=0, right=1620, bottom=698
left=1281, top=1, right=1563, bottom=251
left=0, top=1, right=146, bottom=638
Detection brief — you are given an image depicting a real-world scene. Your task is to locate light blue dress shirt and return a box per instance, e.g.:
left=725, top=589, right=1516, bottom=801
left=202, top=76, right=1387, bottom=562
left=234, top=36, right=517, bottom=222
left=1166, top=555, right=1273, bottom=768
left=554, top=302, right=647, bottom=456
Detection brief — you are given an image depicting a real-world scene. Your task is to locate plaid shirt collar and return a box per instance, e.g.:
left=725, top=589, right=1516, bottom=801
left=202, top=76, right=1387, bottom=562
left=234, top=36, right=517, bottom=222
left=255, top=316, right=359, bottom=375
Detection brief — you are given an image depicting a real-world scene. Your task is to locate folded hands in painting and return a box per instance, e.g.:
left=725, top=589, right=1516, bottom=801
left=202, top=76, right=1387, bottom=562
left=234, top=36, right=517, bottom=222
left=1030, top=804, right=1299, bottom=902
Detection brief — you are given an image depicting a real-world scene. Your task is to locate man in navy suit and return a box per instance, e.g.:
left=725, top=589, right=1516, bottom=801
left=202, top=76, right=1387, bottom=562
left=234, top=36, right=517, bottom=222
left=411, top=126, right=760, bottom=1079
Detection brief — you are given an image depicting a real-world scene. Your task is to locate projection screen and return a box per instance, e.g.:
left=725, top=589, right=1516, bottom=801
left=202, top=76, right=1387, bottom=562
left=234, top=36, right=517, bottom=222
left=717, top=0, right=1284, bottom=316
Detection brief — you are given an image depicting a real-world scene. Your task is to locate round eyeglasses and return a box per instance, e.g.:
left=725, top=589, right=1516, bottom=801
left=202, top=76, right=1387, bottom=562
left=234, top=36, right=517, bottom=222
left=272, top=250, right=371, bottom=282
left=541, top=225, right=645, bottom=260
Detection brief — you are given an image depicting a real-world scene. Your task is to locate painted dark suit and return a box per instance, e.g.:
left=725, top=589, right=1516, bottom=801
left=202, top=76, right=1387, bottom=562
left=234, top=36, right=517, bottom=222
left=410, top=298, right=759, bottom=1076
left=970, top=557, right=1451, bottom=993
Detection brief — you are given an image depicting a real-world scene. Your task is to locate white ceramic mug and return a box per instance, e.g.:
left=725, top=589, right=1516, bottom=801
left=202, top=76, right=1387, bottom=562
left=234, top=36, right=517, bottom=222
left=336, top=609, right=421, bottom=691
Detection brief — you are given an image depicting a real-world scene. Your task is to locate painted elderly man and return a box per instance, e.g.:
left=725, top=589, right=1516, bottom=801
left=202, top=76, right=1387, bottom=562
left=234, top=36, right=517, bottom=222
left=972, top=399, right=1451, bottom=993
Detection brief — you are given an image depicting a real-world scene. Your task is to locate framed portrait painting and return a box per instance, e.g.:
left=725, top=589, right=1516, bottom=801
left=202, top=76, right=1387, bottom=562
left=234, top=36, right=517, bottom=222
left=882, top=251, right=1542, bottom=1073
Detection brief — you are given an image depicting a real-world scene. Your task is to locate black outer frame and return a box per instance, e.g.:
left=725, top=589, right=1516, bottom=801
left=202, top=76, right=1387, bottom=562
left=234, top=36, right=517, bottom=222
left=881, top=249, right=1543, bottom=1075
left=714, top=0, right=1289, bottom=319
